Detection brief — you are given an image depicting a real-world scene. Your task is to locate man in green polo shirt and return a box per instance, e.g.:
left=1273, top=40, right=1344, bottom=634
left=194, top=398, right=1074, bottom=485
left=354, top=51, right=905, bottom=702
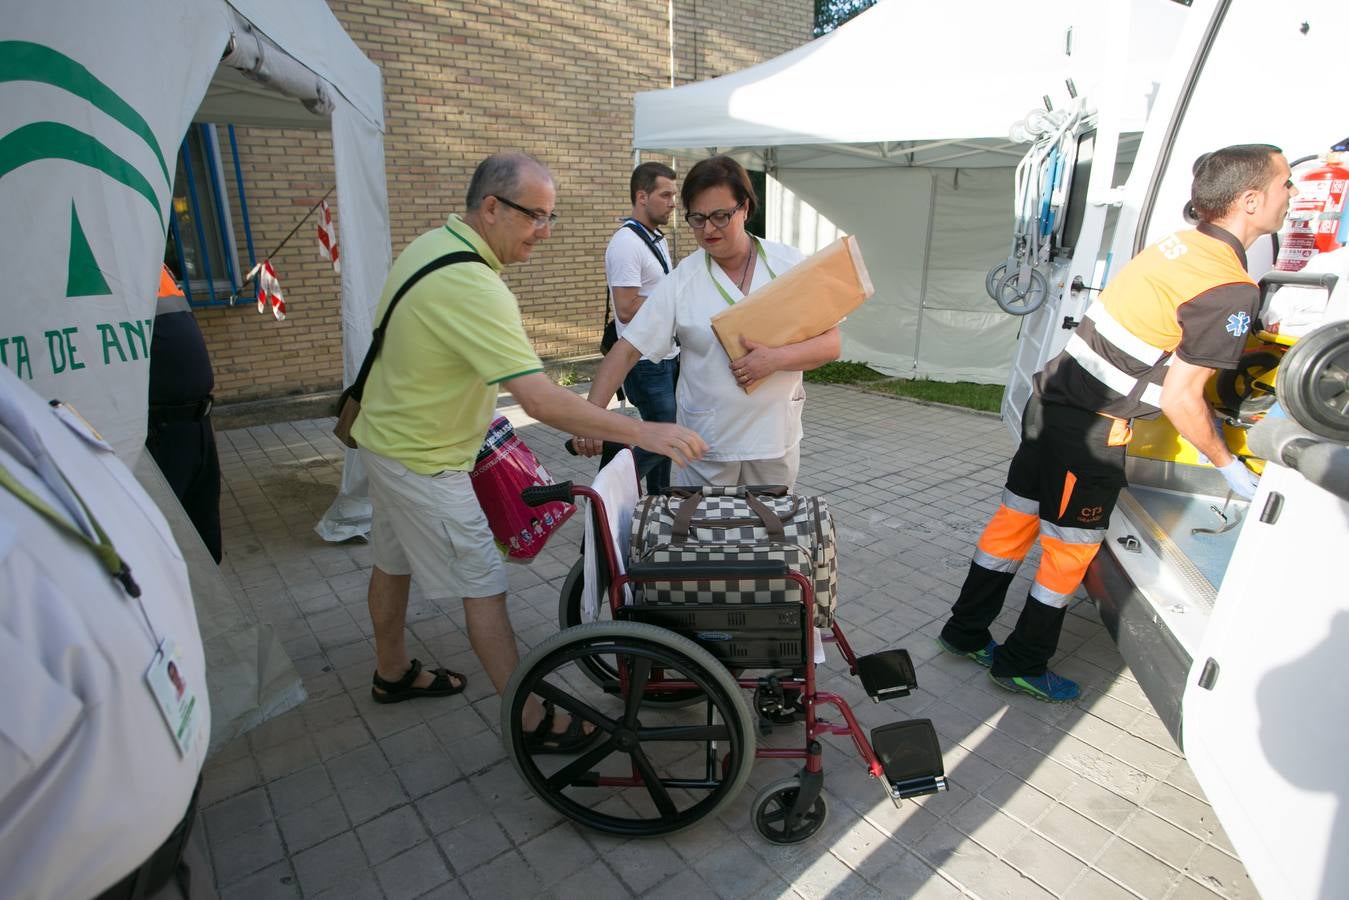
left=353, top=152, right=706, bottom=751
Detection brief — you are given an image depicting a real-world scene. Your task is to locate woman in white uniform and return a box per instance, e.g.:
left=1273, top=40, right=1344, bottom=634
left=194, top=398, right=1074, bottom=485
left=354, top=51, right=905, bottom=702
left=576, top=156, right=840, bottom=490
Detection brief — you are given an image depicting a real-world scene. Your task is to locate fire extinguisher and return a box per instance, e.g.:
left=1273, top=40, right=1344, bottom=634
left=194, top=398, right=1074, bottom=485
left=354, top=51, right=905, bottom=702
left=1275, top=140, right=1349, bottom=272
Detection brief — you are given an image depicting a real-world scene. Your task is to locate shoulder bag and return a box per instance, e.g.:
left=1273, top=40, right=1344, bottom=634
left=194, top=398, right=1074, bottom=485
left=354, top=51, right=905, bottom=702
left=333, top=250, right=485, bottom=448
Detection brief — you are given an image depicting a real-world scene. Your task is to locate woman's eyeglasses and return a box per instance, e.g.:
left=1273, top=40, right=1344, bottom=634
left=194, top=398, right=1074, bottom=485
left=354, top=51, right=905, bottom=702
left=684, top=202, right=744, bottom=230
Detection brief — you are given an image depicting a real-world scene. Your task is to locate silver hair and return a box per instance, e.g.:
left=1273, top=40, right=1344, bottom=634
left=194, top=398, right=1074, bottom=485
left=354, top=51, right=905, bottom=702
left=465, top=152, right=551, bottom=210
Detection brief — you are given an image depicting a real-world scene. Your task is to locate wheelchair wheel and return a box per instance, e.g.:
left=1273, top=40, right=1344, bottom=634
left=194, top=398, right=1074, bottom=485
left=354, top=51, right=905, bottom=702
left=502, top=621, right=756, bottom=838
left=984, top=262, right=1008, bottom=301
left=557, top=559, right=702, bottom=707
left=994, top=267, right=1048, bottom=316
left=753, top=776, right=828, bottom=844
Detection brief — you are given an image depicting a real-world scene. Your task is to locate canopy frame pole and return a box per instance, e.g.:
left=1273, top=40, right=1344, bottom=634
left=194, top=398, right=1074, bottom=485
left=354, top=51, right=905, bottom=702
left=911, top=170, right=939, bottom=373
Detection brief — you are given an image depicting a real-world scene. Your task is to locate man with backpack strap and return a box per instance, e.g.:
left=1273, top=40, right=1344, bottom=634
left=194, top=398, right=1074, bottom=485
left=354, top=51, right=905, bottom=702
left=351, top=152, right=705, bottom=751
left=604, top=162, right=680, bottom=493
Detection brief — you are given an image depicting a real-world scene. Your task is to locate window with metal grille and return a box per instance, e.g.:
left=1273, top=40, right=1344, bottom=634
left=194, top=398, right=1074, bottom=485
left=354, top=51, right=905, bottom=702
left=165, top=124, right=256, bottom=307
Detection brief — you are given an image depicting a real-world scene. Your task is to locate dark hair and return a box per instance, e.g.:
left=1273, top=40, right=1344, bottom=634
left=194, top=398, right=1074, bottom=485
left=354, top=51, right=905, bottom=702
left=466, top=152, right=551, bottom=210
left=630, top=162, right=676, bottom=204
left=681, top=155, right=758, bottom=218
left=1190, top=144, right=1283, bottom=222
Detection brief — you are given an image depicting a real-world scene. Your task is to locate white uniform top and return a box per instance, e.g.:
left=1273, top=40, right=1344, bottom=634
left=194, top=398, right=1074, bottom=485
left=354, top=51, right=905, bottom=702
left=604, top=221, right=679, bottom=361
left=0, top=365, right=209, bottom=900
left=622, top=238, right=807, bottom=461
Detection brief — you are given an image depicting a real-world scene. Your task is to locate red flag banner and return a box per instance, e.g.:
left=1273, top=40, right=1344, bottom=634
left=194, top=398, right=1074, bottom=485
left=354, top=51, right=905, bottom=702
left=317, top=200, right=340, bottom=273
left=257, top=259, right=286, bottom=320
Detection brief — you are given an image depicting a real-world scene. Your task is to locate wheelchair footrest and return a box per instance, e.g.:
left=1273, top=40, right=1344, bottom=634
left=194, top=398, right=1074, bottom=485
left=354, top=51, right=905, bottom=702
left=856, top=649, right=916, bottom=701
left=872, top=719, right=946, bottom=802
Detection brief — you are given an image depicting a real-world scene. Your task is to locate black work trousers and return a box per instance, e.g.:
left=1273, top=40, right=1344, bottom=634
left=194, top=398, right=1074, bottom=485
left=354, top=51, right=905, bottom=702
left=147, top=416, right=222, bottom=563
left=940, top=394, right=1127, bottom=677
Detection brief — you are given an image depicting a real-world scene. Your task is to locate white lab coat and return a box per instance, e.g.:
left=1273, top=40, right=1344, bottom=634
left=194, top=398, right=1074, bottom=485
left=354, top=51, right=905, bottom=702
left=0, top=366, right=208, bottom=900
left=622, top=239, right=807, bottom=462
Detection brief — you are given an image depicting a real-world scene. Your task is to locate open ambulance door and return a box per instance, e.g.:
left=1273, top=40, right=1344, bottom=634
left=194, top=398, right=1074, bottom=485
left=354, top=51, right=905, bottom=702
left=1181, top=461, right=1349, bottom=900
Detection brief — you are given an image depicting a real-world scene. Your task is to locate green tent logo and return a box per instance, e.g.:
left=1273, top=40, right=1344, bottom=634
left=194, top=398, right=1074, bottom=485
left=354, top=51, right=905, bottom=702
left=0, top=41, right=171, bottom=297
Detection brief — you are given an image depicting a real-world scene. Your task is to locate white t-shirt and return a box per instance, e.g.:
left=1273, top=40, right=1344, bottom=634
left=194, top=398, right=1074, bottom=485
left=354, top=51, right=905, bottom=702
left=604, top=220, right=678, bottom=361
left=622, top=238, right=808, bottom=461
left=0, top=366, right=209, bottom=900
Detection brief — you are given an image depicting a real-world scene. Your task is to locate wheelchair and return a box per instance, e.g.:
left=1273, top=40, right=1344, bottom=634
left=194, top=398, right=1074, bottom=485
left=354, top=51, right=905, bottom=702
left=499, top=449, right=947, bottom=844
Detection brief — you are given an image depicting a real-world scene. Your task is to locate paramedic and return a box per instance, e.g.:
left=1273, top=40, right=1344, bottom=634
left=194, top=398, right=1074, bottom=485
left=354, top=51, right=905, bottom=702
left=936, top=144, right=1295, bottom=702
left=147, top=263, right=222, bottom=563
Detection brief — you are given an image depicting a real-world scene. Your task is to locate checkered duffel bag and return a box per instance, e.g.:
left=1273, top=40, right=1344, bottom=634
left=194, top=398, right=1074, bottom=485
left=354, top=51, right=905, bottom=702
left=629, top=485, right=838, bottom=626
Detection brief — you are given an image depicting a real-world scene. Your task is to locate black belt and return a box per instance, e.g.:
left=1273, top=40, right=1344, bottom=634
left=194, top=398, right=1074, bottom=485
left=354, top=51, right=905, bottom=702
left=96, top=776, right=202, bottom=900
left=148, top=395, right=213, bottom=425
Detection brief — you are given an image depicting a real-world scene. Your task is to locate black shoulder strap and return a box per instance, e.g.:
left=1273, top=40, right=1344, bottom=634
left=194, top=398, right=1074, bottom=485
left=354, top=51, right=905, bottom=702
left=622, top=219, right=669, bottom=273
left=350, top=250, right=486, bottom=399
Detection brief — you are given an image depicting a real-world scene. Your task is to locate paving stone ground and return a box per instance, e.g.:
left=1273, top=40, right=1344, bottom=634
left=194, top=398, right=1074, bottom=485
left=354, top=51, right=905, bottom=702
left=199, top=384, right=1256, bottom=899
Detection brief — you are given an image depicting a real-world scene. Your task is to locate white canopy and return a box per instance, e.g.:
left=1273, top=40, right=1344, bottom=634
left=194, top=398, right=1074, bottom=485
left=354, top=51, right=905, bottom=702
left=0, top=0, right=391, bottom=745
left=634, top=0, right=1187, bottom=381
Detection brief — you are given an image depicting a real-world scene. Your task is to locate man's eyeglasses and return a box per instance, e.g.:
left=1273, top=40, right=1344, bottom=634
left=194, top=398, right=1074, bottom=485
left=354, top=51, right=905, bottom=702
left=492, top=194, right=558, bottom=229
left=684, top=202, right=744, bottom=230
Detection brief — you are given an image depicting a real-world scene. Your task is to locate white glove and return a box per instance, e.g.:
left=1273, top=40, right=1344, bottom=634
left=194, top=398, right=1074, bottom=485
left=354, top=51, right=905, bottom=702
left=1217, top=458, right=1259, bottom=500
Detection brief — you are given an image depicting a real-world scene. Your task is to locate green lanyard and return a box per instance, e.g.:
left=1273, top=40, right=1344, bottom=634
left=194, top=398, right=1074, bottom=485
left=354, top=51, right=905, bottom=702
left=706, top=237, right=777, bottom=306
left=0, top=458, right=142, bottom=598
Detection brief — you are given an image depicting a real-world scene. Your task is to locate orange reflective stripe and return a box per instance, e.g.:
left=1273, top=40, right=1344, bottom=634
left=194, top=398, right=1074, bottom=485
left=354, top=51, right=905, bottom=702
left=1057, top=471, right=1077, bottom=520
left=158, top=264, right=184, bottom=298
left=976, top=505, right=1038, bottom=561
left=1107, top=416, right=1133, bottom=447
left=1035, top=534, right=1102, bottom=595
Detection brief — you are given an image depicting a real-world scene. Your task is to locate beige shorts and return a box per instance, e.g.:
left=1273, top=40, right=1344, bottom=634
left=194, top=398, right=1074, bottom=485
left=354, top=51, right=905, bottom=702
left=672, top=444, right=801, bottom=493
left=361, top=448, right=507, bottom=599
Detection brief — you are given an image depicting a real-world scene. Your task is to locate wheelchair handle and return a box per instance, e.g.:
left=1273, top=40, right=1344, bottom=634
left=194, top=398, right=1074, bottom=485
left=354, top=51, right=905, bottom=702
left=563, top=439, right=661, bottom=481
left=521, top=483, right=575, bottom=507
left=565, top=438, right=630, bottom=456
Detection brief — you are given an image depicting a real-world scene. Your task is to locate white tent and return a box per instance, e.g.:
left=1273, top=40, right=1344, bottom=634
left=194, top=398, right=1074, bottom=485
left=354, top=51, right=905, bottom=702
left=0, top=0, right=391, bottom=745
left=634, top=0, right=1187, bottom=382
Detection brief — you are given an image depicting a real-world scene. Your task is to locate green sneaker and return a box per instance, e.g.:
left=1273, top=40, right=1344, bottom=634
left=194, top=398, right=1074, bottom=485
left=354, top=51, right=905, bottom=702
left=936, top=636, right=996, bottom=668
left=988, top=670, right=1080, bottom=703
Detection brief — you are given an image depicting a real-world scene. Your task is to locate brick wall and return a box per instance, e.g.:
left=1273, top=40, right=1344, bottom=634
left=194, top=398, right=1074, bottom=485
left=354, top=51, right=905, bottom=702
left=195, top=0, right=812, bottom=403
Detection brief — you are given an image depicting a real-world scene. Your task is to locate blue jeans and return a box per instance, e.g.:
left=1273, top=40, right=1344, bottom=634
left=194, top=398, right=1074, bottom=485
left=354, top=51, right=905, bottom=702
left=622, top=356, right=679, bottom=493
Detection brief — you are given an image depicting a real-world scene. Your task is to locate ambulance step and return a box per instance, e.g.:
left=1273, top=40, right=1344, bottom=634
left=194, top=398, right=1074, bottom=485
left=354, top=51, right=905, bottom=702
left=871, top=719, right=946, bottom=802
left=856, top=649, right=917, bottom=701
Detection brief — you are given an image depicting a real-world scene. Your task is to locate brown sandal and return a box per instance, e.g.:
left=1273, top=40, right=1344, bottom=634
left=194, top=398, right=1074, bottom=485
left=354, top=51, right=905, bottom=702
left=524, top=699, right=604, bottom=755
left=371, top=658, right=466, bottom=704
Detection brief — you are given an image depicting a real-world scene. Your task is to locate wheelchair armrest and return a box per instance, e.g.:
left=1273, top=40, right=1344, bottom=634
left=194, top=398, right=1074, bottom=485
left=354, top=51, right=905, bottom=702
left=627, top=560, right=791, bottom=581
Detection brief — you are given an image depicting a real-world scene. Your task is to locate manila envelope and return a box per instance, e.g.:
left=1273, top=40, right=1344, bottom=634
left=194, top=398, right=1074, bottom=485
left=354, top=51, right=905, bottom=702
left=711, top=235, right=874, bottom=393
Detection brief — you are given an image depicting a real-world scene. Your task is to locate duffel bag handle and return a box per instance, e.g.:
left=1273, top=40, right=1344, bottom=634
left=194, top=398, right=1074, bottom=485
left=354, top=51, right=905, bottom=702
left=688, top=495, right=799, bottom=528
left=671, top=489, right=785, bottom=542
left=698, top=484, right=789, bottom=498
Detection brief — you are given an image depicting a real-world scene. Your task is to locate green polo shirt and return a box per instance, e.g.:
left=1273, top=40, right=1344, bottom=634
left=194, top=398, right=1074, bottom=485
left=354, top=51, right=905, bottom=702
left=351, top=214, right=543, bottom=473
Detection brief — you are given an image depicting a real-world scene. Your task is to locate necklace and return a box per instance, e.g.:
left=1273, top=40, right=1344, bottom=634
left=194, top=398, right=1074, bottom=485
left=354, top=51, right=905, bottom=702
left=706, top=239, right=777, bottom=306
left=729, top=242, right=754, bottom=293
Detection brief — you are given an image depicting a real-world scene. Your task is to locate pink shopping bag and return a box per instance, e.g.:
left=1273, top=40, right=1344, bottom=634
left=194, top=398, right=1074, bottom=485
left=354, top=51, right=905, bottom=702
left=470, top=416, right=573, bottom=562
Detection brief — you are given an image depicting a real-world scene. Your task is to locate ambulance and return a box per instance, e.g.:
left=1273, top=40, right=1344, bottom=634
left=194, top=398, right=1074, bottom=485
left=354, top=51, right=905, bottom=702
left=1000, top=2, right=1349, bottom=897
